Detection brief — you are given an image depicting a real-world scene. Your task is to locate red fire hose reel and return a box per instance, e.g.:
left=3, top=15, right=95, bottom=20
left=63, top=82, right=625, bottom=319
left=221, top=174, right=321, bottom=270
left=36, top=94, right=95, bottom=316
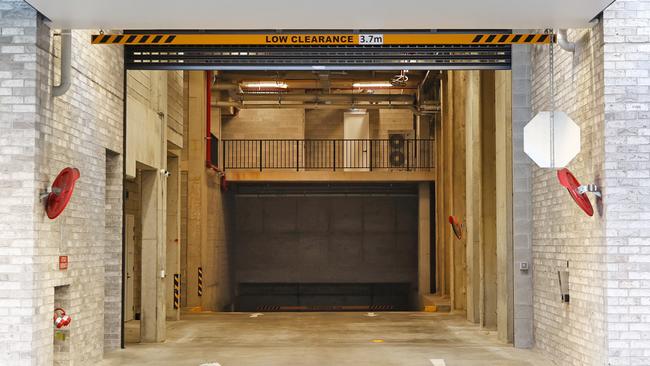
left=53, top=308, right=72, bottom=329
left=557, top=168, right=601, bottom=217
left=448, top=215, right=463, bottom=240
left=43, top=167, right=80, bottom=219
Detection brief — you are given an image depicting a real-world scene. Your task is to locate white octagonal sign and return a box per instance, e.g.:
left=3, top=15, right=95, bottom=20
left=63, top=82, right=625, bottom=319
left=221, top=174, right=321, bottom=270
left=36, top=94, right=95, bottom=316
left=524, top=111, right=580, bottom=168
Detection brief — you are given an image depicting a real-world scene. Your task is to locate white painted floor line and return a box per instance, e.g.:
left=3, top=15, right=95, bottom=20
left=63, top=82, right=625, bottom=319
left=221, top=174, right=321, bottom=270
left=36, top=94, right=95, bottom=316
left=249, top=313, right=264, bottom=318
left=199, top=363, right=221, bottom=366
left=366, top=312, right=378, bottom=317
left=430, top=359, right=446, bottom=366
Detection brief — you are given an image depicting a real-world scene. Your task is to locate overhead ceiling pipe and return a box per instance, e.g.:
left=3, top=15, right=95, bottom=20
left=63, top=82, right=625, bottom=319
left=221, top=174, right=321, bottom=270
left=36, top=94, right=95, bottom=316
left=53, top=29, right=72, bottom=97
left=557, top=29, right=576, bottom=53
left=232, top=93, right=415, bottom=103
left=213, top=101, right=439, bottom=114
left=213, top=79, right=418, bottom=91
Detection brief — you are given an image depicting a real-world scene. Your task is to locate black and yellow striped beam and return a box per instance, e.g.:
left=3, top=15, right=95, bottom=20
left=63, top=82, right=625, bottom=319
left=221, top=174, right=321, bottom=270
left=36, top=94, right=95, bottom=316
left=197, top=267, right=203, bottom=297
left=173, top=274, right=180, bottom=310
left=92, top=33, right=554, bottom=46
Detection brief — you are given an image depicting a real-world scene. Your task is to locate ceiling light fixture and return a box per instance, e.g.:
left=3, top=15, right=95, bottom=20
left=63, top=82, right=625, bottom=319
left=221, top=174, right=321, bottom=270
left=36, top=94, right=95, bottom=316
left=241, top=81, right=288, bottom=89
left=352, top=82, right=394, bottom=88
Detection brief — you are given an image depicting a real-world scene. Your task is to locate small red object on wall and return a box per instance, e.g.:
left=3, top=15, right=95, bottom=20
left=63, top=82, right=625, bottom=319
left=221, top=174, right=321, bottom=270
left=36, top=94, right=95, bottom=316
left=557, top=168, right=594, bottom=217
left=59, top=256, right=68, bottom=270
left=53, top=308, right=72, bottom=328
left=448, top=215, right=463, bottom=240
left=45, top=167, right=80, bottom=219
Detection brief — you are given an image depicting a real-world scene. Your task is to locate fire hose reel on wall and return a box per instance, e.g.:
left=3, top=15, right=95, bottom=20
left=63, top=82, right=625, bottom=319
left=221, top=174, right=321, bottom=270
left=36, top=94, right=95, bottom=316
left=42, top=167, right=80, bottom=219
left=53, top=308, right=72, bottom=329
left=448, top=215, right=463, bottom=240
left=557, top=168, right=601, bottom=217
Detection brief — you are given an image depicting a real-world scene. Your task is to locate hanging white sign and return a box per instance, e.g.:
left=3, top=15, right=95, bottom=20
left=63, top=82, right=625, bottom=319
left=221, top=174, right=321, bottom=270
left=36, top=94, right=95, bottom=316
left=523, top=111, right=580, bottom=168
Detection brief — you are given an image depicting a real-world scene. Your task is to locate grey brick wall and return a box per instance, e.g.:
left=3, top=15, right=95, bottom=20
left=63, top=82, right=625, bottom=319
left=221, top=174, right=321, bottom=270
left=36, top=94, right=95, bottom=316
left=0, top=0, right=124, bottom=364
left=530, top=24, right=608, bottom=365
left=33, top=24, right=124, bottom=364
left=0, top=1, right=38, bottom=365
left=603, top=1, right=650, bottom=365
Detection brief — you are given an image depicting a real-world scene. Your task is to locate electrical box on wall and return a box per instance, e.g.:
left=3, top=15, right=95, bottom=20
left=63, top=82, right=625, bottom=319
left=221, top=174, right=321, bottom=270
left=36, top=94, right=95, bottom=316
left=59, top=256, right=68, bottom=270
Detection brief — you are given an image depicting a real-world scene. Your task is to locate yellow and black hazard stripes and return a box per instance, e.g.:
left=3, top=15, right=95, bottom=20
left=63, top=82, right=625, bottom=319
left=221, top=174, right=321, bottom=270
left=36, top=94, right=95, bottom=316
left=197, top=267, right=203, bottom=297
left=173, top=274, right=180, bottom=310
left=92, top=34, right=177, bottom=44
left=92, top=33, right=554, bottom=46
left=470, top=33, right=553, bottom=44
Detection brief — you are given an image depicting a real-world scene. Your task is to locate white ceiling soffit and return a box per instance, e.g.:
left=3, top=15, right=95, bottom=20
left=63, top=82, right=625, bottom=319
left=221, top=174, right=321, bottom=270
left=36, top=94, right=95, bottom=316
left=26, top=0, right=612, bottom=30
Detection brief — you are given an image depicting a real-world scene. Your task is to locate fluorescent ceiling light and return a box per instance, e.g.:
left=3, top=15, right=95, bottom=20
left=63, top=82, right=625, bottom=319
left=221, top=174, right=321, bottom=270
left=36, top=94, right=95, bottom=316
left=352, top=82, right=394, bottom=88
left=241, top=81, right=288, bottom=89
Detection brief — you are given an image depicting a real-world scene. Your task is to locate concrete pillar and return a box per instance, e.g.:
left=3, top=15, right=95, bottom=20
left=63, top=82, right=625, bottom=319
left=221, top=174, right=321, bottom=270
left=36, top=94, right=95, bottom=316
left=480, top=71, right=498, bottom=329
left=448, top=71, right=467, bottom=312
left=166, top=155, right=181, bottom=320
left=464, top=71, right=482, bottom=324
left=140, top=169, right=166, bottom=342
left=418, top=182, right=431, bottom=306
left=511, top=42, right=533, bottom=348
left=138, top=71, right=168, bottom=342
left=495, top=70, right=514, bottom=342
left=185, top=71, right=206, bottom=308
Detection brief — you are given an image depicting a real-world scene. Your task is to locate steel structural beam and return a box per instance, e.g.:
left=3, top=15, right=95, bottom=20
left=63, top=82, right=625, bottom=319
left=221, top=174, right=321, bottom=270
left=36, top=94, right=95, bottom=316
left=92, top=32, right=554, bottom=46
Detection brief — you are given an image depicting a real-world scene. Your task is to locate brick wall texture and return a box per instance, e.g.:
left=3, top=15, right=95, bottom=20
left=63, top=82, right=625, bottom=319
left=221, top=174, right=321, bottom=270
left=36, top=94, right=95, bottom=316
left=0, top=0, right=124, bottom=364
left=529, top=2, right=650, bottom=365
left=530, top=23, right=607, bottom=366
left=603, top=1, right=650, bottom=365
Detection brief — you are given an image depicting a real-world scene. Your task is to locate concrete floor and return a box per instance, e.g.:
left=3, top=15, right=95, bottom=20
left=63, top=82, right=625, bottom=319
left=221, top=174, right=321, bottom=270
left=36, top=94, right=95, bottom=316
left=101, top=312, right=555, bottom=366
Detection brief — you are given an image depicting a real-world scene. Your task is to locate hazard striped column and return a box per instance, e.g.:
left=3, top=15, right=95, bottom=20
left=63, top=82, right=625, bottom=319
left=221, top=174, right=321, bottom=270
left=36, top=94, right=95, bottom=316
left=173, top=274, right=180, bottom=309
left=198, top=267, right=203, bottom=297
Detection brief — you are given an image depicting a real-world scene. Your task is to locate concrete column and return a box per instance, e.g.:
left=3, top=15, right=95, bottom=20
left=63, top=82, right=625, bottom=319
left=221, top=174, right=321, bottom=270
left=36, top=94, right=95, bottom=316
left=139, top=71, right=168, bottom=343
left=166, top=155, right=181, bottom=320
left=448, top=71, right=467, bottom=312
left=464, top=71, right=482, bottom=324
left=480, top=71, right=498, bottom=330
left=186, top=71, right=206, bottom=308
left=495, top=70, right=514, bottom=342
left=511, top=42, right=533, bottom=348
left=418, top=182, right=431, bottom=306
left=140, top=169, right=166, bottom=342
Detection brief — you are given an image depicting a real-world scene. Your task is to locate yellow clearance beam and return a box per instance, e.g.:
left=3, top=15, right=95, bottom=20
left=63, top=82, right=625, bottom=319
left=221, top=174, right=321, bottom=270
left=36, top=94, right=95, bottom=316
left=91, top=33, right=554, bottom=46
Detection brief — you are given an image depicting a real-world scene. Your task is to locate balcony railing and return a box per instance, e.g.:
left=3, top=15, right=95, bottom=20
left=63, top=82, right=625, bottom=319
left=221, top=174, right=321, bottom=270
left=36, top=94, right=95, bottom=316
left=222, top=139, right=435, bottom=172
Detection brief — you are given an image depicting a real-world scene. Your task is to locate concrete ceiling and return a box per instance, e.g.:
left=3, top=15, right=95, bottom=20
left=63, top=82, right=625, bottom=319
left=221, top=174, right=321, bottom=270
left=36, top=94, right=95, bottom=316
left=27, top=0, right=612, bottom=30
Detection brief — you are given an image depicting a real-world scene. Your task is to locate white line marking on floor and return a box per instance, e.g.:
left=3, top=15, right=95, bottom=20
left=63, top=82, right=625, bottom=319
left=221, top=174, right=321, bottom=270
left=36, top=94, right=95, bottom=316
left=366, top=312, right=378, bottom=317
left=249, top=313, right=264, bottom=318
left=199, top=363, right=221, bottom=366
left=430, top=359, right=446, bottom=366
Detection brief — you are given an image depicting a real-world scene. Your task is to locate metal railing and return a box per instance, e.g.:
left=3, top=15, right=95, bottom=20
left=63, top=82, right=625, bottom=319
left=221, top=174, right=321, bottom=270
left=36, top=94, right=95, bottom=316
left=222, top=139, right=435, bottom=172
